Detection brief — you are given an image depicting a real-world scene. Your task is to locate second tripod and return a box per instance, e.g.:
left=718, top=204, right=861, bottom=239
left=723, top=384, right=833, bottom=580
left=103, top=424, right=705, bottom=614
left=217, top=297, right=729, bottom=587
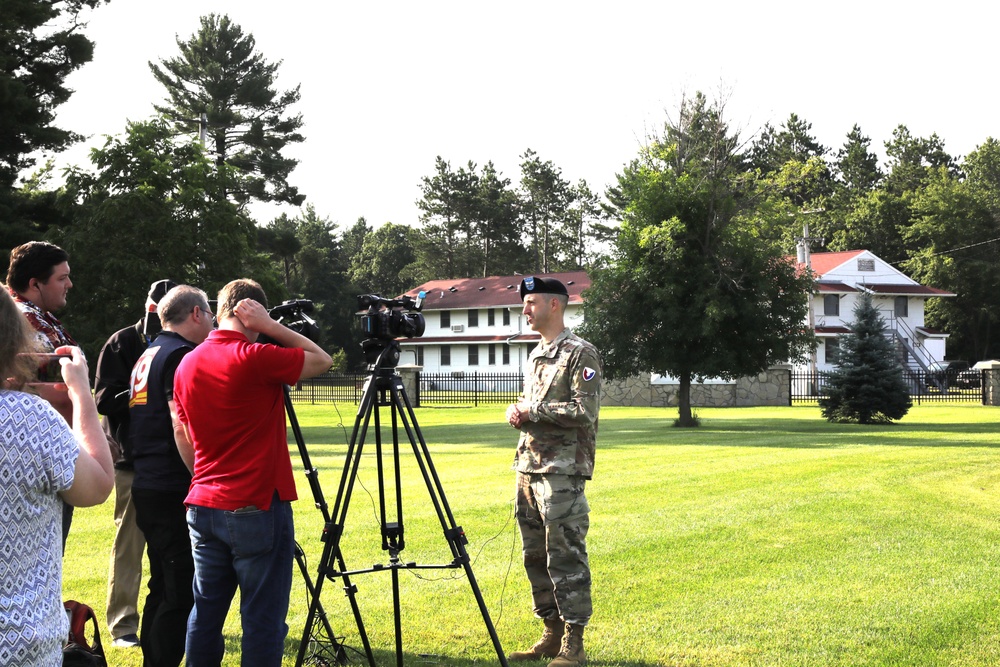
left=296, top=344, right=509, bottom=667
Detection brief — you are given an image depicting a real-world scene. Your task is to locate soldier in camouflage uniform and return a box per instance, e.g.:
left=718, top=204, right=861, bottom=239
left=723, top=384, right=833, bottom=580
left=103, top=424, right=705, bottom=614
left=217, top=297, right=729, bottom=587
left=506, top=276, right=601, bottom=667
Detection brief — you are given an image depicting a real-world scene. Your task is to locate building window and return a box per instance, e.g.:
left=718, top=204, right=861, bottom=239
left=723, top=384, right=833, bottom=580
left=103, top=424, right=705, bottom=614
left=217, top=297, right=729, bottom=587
left=502, top=344, right=510, bottom=365
left=487, top=309, right=495, bottom=326
left=441, top=345, right=451, bottom=366
left=894, top=296, right=908, bottom=318
left=826, top=338, right=841, bottom=365
left=858, top=259, right=875, bottom=271
left=823, top=295, right=840, bottom=316
left=416, top=347, right=424, bottom=366
left=488, top=344, right=496, bottom=365
left=503, top=309, right=511, bottom=326
left=440, top=311, right=451, bottom=328
left=468, top=345, right=479, bottom=366
left=468, top=309, right=479, bottom=328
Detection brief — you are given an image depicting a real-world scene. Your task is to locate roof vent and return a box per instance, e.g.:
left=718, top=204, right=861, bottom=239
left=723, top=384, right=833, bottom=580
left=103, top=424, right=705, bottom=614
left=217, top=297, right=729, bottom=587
left=449, top=287, right=458, bottom=292
left=567, top=280, right=575, bottom=285
left=478, top=286, right=485, bottom=291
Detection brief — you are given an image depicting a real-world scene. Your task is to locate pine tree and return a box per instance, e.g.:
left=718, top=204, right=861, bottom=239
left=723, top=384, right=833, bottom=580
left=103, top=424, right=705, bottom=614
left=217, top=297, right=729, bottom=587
left=149, top=14, right=305, bottom=207
left=819, top=293, right=912, bottom=424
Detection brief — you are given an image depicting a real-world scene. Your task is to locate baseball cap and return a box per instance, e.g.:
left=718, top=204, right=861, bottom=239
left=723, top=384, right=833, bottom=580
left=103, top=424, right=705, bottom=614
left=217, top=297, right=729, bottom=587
left=147, top=279, right=178, bottom=305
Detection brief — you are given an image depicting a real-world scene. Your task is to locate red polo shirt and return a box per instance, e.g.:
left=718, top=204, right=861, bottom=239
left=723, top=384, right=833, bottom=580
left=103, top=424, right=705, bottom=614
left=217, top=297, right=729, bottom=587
left=173, top=329, right=305, bottom=511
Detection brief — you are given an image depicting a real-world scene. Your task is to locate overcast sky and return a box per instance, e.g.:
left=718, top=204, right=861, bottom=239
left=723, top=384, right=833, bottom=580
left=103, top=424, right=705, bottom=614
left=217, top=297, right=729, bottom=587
left=50, top=0, right=998, bottom=231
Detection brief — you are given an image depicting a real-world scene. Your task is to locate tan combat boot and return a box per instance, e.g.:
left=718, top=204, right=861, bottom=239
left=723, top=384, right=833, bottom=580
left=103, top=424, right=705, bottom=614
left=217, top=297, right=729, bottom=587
left=508, top=618, right=564, bottom=661
left=547, top=623, right=586, bottom=667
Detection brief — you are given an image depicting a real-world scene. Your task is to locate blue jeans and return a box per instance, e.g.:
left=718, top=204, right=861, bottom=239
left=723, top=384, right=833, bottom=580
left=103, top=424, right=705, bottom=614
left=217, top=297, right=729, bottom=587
left=185, top=497, right=294, bottom=667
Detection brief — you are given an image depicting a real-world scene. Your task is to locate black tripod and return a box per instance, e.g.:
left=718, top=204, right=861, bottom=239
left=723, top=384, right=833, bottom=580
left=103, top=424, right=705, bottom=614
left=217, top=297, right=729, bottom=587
left=285, top=386, right=349, bottom=665
left=296, top=341, right=510, bottom=667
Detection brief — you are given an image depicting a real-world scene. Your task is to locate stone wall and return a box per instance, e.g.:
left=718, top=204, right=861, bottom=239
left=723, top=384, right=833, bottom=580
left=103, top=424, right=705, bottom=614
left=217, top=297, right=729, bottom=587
left=603, top=368, right=791, bottom=408
left=982, top=365, right=1000, bottom=406
left=397, top=365, right=421, bottom=401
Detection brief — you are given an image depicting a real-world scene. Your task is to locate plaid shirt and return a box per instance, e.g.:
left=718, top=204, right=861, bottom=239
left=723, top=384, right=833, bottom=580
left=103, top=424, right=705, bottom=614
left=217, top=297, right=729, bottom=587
left=9, top=288, right=76, bottom=352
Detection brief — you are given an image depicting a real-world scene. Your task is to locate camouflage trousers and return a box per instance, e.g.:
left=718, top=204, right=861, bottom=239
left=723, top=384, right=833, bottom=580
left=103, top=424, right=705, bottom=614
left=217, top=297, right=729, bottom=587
left=515, top=471, right=592, bottom=626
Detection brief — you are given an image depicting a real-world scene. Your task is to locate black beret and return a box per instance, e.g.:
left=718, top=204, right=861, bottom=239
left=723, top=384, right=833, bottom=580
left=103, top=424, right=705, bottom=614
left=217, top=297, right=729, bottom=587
left=519, top=276, right=568, bottom=301
left=147, top=279, right=178, bottom=304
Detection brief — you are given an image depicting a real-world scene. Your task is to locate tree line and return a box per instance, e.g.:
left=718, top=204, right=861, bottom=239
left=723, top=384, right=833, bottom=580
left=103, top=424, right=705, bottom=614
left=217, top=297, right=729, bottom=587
left=4, top=5, right=999, bottom=382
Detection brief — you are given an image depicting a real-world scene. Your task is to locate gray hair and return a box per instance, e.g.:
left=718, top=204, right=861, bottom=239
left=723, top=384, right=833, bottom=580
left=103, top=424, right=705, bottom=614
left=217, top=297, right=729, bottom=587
left=158, top=285, right=209, bottom=327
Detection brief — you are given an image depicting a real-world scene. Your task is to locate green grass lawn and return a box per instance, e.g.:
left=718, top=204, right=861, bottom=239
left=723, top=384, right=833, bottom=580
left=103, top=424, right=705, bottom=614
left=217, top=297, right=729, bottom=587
left=63, top=404, right=1000, bottom=666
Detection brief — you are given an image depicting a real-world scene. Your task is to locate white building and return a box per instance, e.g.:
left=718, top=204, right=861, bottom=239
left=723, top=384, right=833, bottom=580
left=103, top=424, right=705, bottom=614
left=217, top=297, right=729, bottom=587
left=798, top=249, right=955, bottom=374
left=391, top=253, right=955, bottom=381
left=396, top=271, right=590, bottom=374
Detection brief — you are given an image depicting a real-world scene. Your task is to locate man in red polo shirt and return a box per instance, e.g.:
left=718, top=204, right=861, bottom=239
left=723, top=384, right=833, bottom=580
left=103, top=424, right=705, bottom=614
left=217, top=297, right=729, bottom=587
left=172, top=279, right=332, bottom=667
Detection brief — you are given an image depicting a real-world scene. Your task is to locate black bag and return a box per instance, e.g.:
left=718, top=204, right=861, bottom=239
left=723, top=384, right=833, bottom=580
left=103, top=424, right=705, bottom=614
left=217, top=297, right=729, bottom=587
left=62, top=600, right=107, bottom=667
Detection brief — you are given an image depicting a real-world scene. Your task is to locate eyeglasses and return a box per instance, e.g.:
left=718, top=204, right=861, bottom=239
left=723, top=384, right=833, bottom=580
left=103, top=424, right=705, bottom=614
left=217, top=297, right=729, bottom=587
left=193, top=305, right=215, bottom=323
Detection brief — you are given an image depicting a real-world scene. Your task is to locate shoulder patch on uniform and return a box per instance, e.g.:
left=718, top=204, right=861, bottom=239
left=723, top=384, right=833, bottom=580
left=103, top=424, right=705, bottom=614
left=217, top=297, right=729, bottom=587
left=583, top=367, right=596, bottom=382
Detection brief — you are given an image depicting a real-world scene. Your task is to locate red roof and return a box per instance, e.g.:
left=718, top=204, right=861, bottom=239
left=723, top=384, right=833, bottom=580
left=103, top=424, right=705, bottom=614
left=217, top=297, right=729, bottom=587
left=815, top=326, right=852, bottom=335
left=400, top=271, right=590, bottom=310
left=791, top=251, right=954, bottom=297
left=806, top=250, right=866, bottom=276
left=816, top=282, right=858, bottom=293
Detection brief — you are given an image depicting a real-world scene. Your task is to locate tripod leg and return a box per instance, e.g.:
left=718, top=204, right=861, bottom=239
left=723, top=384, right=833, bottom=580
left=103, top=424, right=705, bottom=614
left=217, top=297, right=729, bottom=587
left=296, top=379, right=380, bottom=667
left=390, top=378, right=511, bottom=667
left=294, top=543, right=345, bottom=664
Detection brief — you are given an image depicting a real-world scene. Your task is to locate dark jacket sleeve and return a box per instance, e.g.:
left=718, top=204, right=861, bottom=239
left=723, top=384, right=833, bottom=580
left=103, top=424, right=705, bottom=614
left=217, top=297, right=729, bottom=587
left=94, top=323, right=145, bottom=460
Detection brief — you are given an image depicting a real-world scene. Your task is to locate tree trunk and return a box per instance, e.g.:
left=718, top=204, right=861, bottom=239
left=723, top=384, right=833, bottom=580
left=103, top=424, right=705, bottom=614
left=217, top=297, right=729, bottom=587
left=677, top=371, right=696, bottom=427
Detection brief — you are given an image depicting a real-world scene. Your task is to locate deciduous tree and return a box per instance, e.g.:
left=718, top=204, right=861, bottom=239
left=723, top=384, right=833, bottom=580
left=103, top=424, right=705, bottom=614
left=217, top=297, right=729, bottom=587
left=349, top=222, right=417, bottom=297
left=54, top=117, right=258, bottom=356
left=581, top=93, right=815, bottom=426
left=902, top=155, right=1000, bottom=361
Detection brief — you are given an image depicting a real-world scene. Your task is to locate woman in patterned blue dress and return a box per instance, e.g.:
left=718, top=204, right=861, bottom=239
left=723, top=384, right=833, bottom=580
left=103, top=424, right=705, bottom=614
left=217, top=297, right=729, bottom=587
left=0, top=288, right=115, bottom=666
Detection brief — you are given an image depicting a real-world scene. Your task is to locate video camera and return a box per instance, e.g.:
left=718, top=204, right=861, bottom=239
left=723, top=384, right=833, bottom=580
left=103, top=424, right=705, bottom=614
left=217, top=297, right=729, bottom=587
left=358, top=292, right=426, bottom=368
left=268, top=299, right=321, bottom=344
left=358, top=292, right=426, bottom=341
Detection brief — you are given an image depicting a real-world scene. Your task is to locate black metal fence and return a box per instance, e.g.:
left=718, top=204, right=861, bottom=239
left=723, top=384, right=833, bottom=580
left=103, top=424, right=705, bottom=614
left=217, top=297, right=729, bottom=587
left=287, top=372, right=368, bottom=405
left=292, top=370, right=990, bottom=407
left=288, top=371, right=524, bottom=406
left=791, top=369, right=989, bottom=405
left=418, top=371, right=523, bottom=406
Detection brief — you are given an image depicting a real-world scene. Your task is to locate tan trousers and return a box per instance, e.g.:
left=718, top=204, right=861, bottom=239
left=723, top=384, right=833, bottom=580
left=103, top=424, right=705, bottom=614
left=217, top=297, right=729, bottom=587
left=106, top=468, right=146, bottom=639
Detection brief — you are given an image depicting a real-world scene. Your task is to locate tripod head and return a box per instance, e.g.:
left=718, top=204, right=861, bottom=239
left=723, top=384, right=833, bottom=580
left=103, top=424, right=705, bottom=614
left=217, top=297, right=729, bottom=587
left=361, top=338, right=402, bottom=370
left=357, top=292, right=426, bottom=369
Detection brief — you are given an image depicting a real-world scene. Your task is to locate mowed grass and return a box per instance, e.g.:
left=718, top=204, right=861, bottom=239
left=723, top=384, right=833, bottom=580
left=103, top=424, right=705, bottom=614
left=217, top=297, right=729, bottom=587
left=62, top=403, right=1000, bottom=666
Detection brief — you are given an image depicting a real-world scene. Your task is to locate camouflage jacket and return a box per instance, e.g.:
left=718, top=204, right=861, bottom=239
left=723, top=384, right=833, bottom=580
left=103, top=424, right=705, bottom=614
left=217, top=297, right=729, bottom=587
left=515, top=327, right=602, bottom=478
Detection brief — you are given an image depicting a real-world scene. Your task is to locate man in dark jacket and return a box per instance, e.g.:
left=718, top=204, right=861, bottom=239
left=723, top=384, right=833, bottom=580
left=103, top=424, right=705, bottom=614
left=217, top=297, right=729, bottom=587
left=95, top=279, right=176, bottom=648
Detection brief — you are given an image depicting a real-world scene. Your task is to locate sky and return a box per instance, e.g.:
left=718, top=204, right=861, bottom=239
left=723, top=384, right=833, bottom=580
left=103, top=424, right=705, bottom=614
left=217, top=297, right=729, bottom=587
left=48, top=0, right=999, bottom=231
